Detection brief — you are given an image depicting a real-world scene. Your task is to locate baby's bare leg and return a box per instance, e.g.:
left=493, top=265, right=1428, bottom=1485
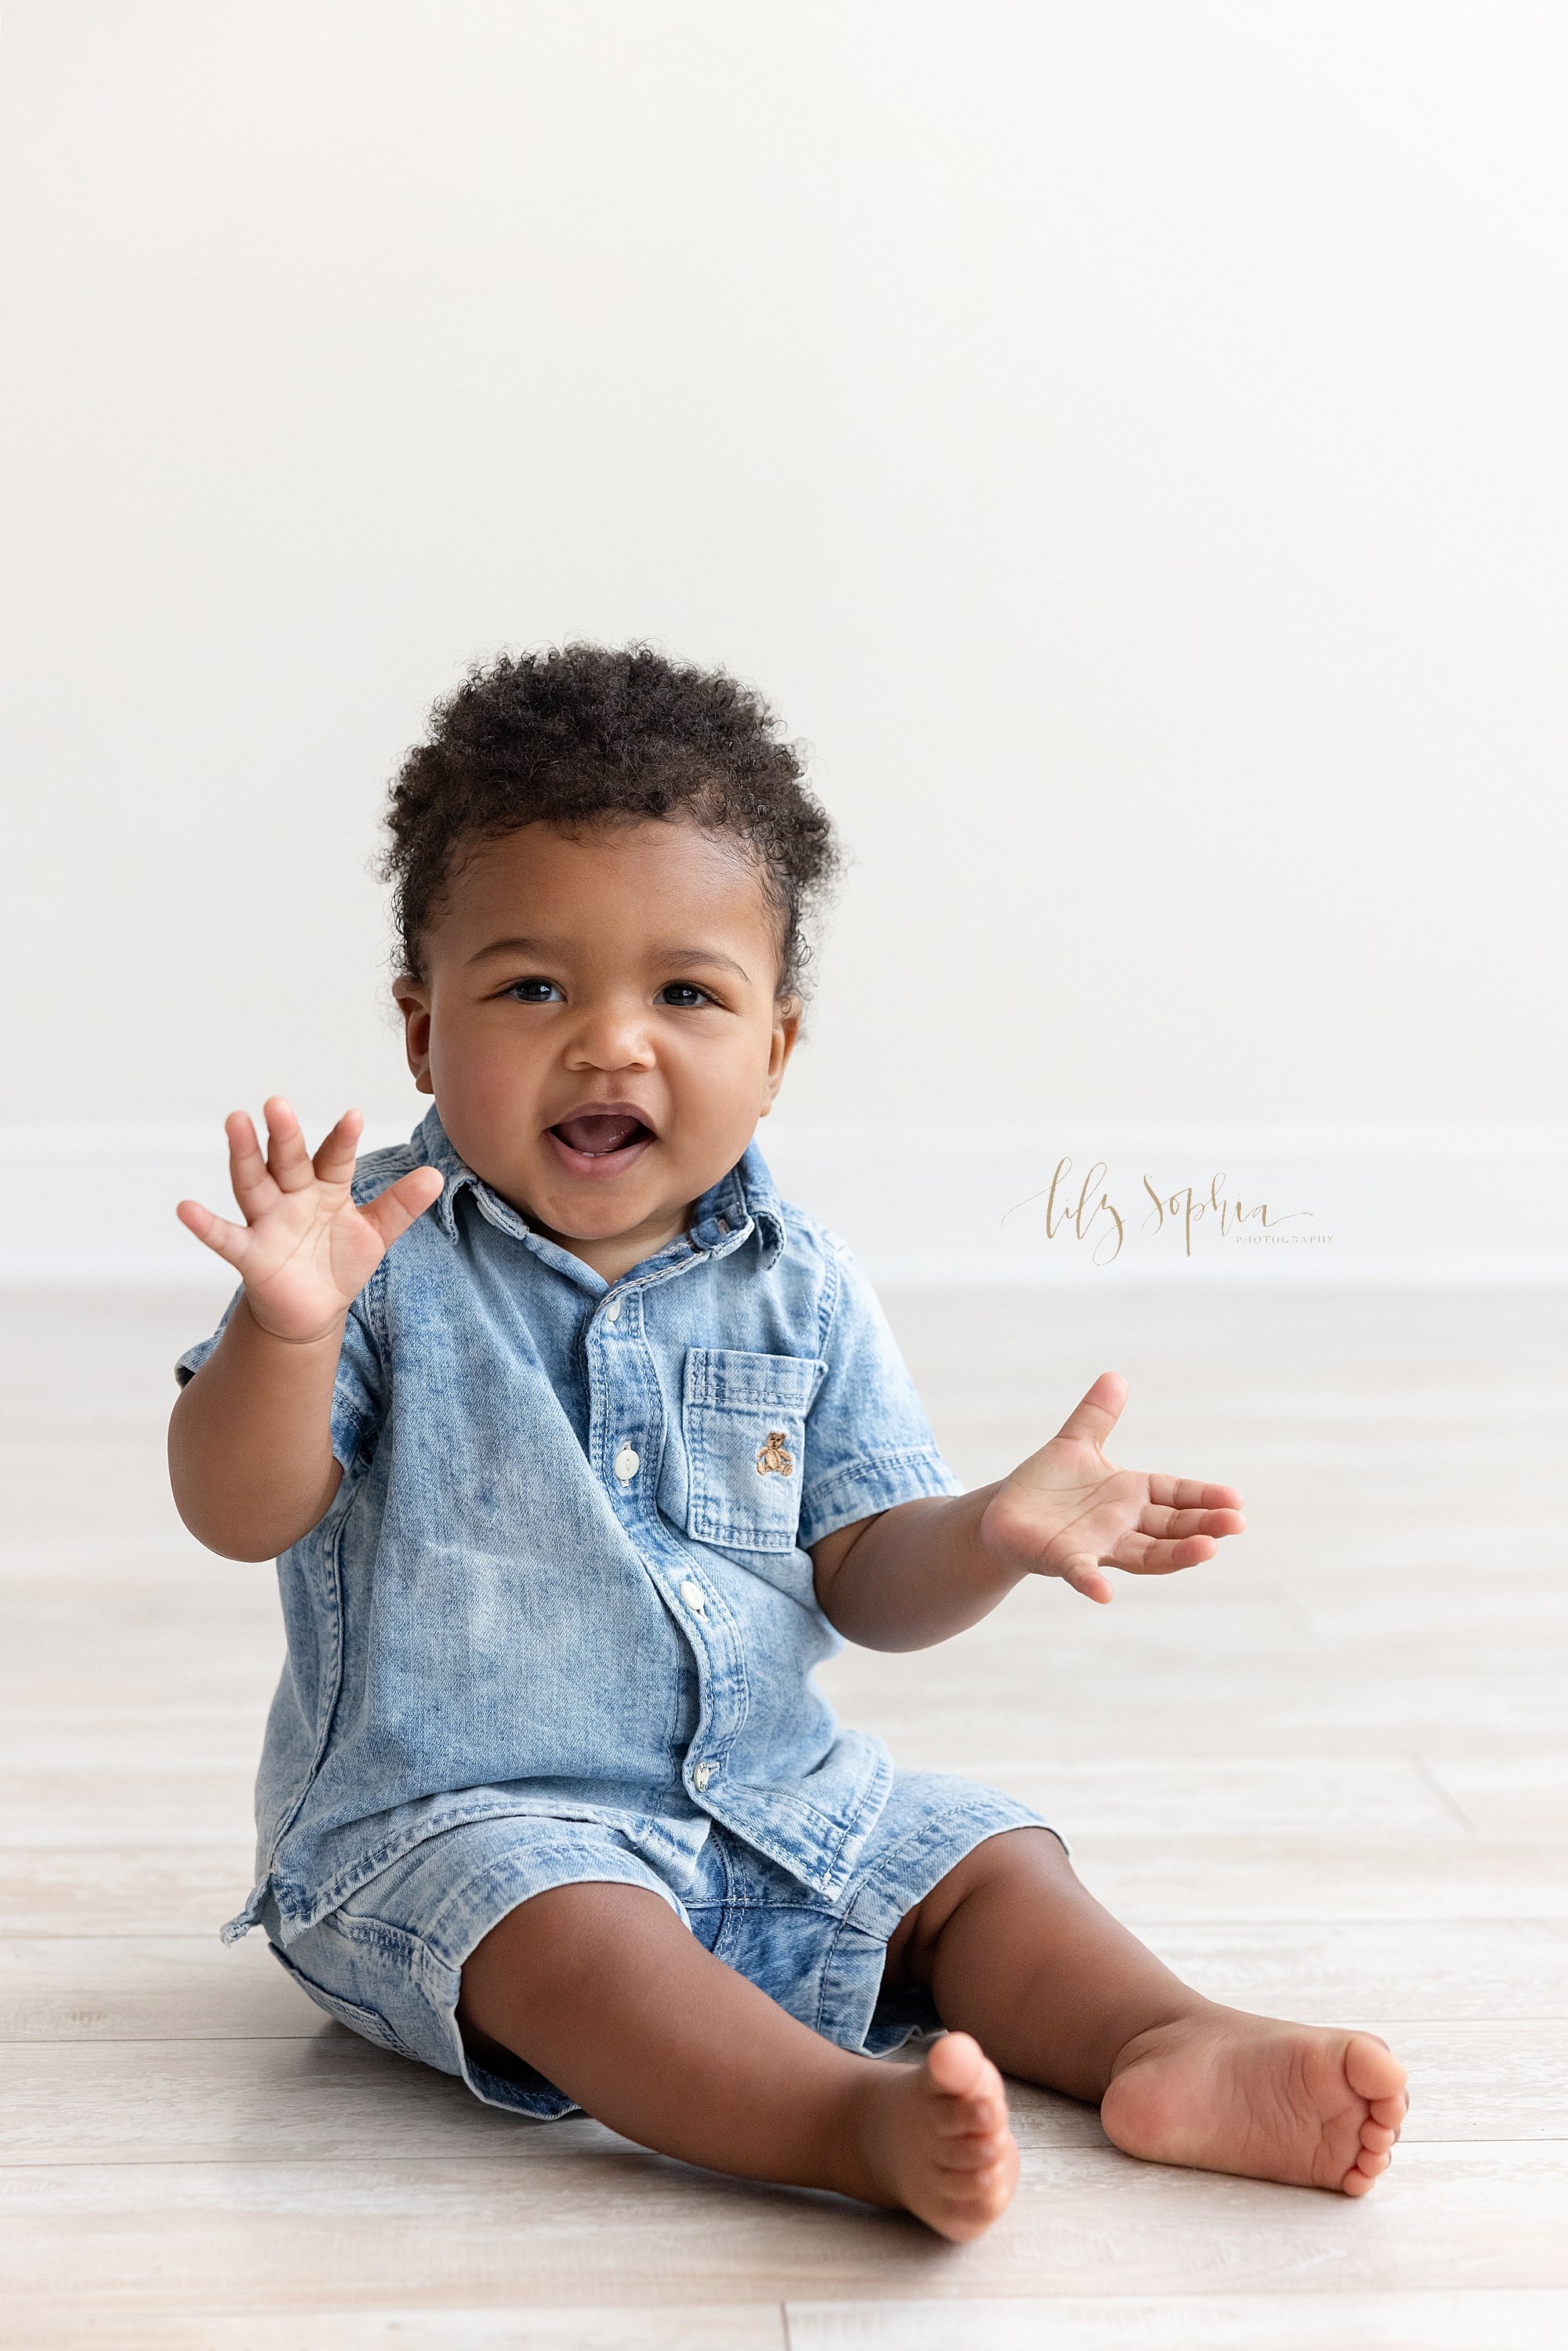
left=887, top=1828, right=1408, bottom=2197
left=457, top=1881, right=1017, bottom=2239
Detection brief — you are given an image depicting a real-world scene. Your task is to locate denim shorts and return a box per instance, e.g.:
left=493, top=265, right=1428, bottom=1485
left=260, top=1770, right=1062, bottom=2118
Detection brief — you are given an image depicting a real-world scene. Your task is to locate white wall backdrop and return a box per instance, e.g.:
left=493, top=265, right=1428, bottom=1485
left=4, top=2, right=1566, bottom=1279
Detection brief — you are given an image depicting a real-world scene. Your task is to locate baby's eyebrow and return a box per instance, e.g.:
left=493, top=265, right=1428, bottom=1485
left=466, top=934, right=752, bottom=982
left=657, top=947, right=753, bottom=982
left=466, top=934, right=561, bottom=967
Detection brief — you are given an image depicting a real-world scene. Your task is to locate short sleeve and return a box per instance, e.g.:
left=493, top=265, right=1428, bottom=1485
left=797, top=1239, right=963, bottom=1550
left=174, top=1283, right=387, bottom=1475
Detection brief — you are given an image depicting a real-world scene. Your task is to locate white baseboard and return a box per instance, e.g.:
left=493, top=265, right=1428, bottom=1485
left=2, top=1118, right=1566, bottom=1287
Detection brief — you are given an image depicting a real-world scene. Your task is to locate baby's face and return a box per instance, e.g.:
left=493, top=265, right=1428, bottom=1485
left=394, top=819, right=799, bottom=1279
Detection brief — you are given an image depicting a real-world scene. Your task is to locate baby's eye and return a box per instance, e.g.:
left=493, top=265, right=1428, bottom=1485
left=506, top=978, right=564, bottom=1004
left=655, top=982, right=712, bottom=1009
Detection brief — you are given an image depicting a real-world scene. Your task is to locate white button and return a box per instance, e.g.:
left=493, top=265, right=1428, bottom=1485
left=604, top=1297, right=622, bottom=1323
left=692, top=1761, right=713, bottom=1793
left=679, top=1579, right=706, bottom=1613
left=613, top=1444, right=640, bottom=1482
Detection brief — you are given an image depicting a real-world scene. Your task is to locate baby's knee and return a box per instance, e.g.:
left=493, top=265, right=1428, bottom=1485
left=950, top=1824, right=1075, bottom=1909
left=889, top=1826, right=1073, bottom=1983
left=459, top=1879, right=682, bottom=2032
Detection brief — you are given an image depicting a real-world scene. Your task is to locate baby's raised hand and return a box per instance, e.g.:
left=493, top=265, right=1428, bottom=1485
left=176, top=1099, right=445, bottom=1344
left=977, top=1372, right=1245, bottom=1605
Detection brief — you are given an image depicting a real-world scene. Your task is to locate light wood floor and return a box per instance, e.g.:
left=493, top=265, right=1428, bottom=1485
left=2, top=1284, right=1564, bottom=2349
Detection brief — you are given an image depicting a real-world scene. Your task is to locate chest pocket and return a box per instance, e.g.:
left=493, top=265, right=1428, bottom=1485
left=683, top=1348, right=824, bottom=1554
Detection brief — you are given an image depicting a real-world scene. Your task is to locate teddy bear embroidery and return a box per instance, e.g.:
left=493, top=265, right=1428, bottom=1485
left=756, top=1430, right=794, bottom=1478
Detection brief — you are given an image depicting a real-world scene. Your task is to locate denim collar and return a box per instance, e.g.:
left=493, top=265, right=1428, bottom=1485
left=416, top=1106, right=786, bottom=1279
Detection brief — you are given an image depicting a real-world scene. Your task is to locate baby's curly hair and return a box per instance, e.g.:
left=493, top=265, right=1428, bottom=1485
left=382, top=642, right=840, bottom=997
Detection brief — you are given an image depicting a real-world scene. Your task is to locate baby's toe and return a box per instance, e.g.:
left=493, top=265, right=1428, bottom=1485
left=927, top=2034, right=1009, bottom=2142
left=1359, top=2121, right=1399, bottom=2155
left=921, top=2159, right=1013, bottom=2240
left=927, top=2030, right=993, bottom=2099
left=938, top=2127, right=1009, bottom=2173
left=945, top=2146, right=1018, bottom=2227
left=1345, top=2034, right=1406, bottom=2104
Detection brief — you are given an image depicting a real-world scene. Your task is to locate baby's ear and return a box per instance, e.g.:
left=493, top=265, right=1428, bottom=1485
left=764, top=996, right=801, bottom=1105
left=392, top=974, right=435, bottom=1094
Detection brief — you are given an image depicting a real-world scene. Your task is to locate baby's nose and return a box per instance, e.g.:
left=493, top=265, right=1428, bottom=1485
left=567, top=1007, right=656, bottom=1069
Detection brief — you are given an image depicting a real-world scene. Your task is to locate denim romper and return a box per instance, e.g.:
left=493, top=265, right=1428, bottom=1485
left=176, top=1109, right=1053, bottom=2117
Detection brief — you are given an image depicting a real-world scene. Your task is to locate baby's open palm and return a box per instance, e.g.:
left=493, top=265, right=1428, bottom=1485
left=978, top=1371, right=1246, bottom=1604
left=177, top=1099, right=445, bottom=1342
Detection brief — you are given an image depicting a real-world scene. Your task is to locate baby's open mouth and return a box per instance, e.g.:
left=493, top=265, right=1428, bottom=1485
left=549, top=1112, right=655, bottom=1160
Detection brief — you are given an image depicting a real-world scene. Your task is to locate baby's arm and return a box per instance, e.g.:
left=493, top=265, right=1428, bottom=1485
left=168, top=1099, right=441, bottom=1560
left=810, top=1370, right=1245, bottom=1651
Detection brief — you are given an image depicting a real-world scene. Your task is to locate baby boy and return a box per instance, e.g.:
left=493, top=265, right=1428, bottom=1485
left=169, top=644, right=1406, bottom=2239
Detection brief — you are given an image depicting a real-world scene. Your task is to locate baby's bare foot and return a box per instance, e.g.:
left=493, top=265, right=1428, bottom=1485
left=849, top=2030, right=1019, bottom=2240
left=1101, top=2009, right=1408, bottom=2196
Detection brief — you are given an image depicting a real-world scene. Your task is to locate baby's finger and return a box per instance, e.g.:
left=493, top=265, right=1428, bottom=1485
left=359, top=1166, right=445, bottom=1254
left=1140, top=1502, right=1247, bottom=1540
left=312, top=1108, right=364, bottom=1187
left=1147, top=1473, right=1246, bottom=1511
left=176, top=1198, right=252, bottom=1270
left=225, top=1112, right=278, bottom=1221
left=1055, top=1553, right=1114, bottom=1604
left=263, top=1097, right=315, bottom=1192
left=1051, top=1372, right=1128, bottom=1453
left=1117, top=1530, right=1220, bottom=1576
